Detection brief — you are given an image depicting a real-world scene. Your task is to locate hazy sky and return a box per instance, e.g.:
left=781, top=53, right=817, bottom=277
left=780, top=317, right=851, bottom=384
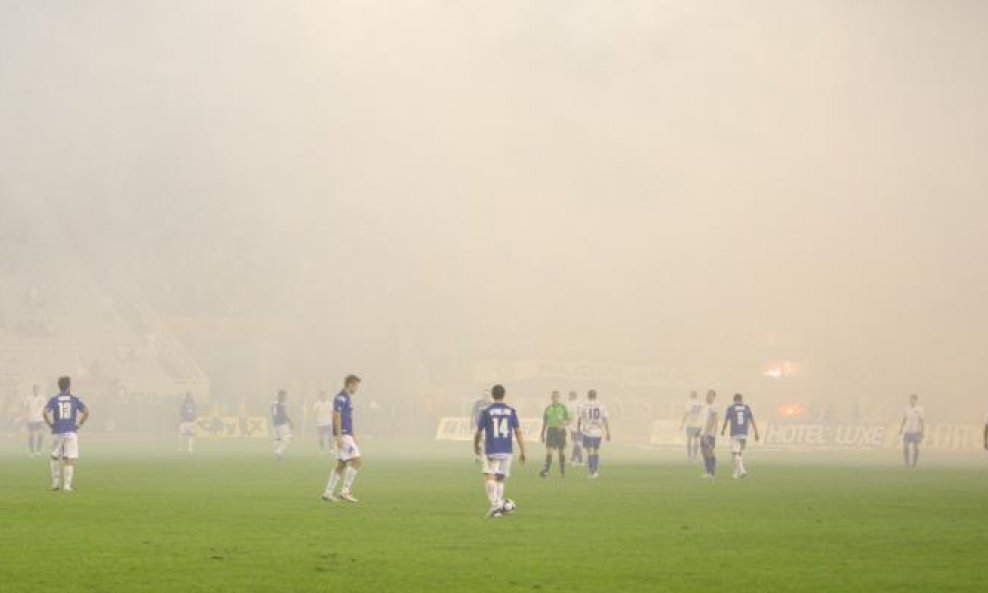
left=2, top=1, right=987, bottom=405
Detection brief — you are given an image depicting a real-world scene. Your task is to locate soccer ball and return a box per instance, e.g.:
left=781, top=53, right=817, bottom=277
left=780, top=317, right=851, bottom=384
left=502, top=499, right=517, bottom=513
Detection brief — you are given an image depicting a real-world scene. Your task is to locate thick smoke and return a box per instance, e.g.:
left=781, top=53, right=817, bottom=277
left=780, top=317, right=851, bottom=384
left=2, top=1, right=987, bottom=437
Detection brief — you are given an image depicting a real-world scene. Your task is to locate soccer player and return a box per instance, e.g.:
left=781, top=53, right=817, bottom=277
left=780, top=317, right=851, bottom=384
left=539, top=390, right=570, bottom=478
left=471, top=390, right=490, bottom=463
left=473, top=384, right=526, bottom=518
left=720, top=393, right=759, bottom=479
left=43, top=376, right=89, bottom=492
left=566, top=390, right=584, bottom=465
left=699, top=389, right=718, bottom=478
left=322, top=375, right=362, bottom=503
left=898, top=393, right=924, bottom=469
left=178, top=392, right=197, bottom=453
left=983, top=409, right=987, bottom=452
left=578, top=389, right=610, bottom=479
left=24, top=383, right=46, bottom=456
left=271, top=390, right=293, bottom=461
left=313, top=391, right=334, bottom=453
left=680, top=390, right=704, bottom=461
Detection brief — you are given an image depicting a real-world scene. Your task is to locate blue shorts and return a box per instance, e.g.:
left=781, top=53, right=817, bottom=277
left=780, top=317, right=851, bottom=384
left=582, top=436, right=602, bottom=450
left=903, top=432, right=922, bottom=444
left=702, top=435, right=716, bottom=449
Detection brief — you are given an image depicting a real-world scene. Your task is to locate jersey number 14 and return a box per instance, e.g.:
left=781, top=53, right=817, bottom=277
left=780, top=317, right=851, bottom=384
left=491, top=418, right=510, bottom=439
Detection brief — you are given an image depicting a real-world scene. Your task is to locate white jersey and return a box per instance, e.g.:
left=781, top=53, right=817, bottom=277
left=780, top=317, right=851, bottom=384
left=683, top=398, right=704, bottom=428
left=902, top=405, right=924, bottom=433
left=566, top=402, right=581, bottom=432
left=701, top=403, right=719, bottom=436
left=313, top=400, right=334, bottom=427
left=578, top=401, right=608, bottom=437
left=25, top=395, right=46, bottom=423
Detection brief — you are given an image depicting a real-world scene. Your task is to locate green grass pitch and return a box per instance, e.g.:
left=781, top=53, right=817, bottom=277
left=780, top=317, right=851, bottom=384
left=2, top=441, right=986, bottom=592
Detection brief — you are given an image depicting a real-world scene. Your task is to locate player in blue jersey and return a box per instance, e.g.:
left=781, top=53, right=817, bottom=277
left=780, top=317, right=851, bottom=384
left=43, top=376, right=90, bottom=492
left=720, top=393, right=759, bottom=479
left=474, top=384, right=526, bottom=518
left=178, top=392, right=197, bottom=453
left=322, top=375, right=362, bottom=503
left=271, top=390, right=293, bottom=461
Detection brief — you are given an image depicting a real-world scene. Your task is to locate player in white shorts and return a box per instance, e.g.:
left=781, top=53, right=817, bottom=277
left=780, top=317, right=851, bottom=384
left=982, top=410, right=987, bottom=453
left=44, top=376, right=90, bottom=492
left=474, top=384, right=526, bottom=518
left=271, top=390, right=293, bottom=461
left=24, top=384, right=47, bottom=456
left=680, top=390, right=704, bottom=461
left=721, top=393, right=759, bottom=479
left=178, top=392, right=197, bottom=453
left=322, top=375, right=363, bottom=503
left=898, top=394, right=924, bottom=469
left=313, top=391, right=335, bottom=453
left=699, top=389, right=719, bottom=478
left=577, top=389, right=610, bottom=479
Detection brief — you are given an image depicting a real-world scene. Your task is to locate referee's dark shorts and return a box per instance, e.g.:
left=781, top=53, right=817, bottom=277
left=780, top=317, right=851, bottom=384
left=545, top=427, right=567, bottom=449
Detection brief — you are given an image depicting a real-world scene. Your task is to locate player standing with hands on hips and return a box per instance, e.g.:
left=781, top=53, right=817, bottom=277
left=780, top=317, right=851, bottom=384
left=474, top=384, right=526, bottom=518
left=322, top=375, right=363, bottom=503
left=44, top=376, right=89, bottom=492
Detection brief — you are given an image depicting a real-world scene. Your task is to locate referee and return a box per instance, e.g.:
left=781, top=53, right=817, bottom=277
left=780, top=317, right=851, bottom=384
left=539, top=390, right=570, bottom=478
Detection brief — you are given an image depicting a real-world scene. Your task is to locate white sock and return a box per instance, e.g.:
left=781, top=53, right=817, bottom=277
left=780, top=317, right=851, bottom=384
left=343, top=467, right=358, bottom=492
left=63, top=465, right=74, bottom=489
left=732, top=455, right=739, bottom=474
left=50, top=459, right=61, bottom=486
left=495, top=481, right=505, bottom=506
left=485, top=481, right=498, bottom=506
left=187, top=438, right=194, bottom=452
left=326, top=470, right=341, bottom=494
left=738, top=456, right=746, bottom=474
